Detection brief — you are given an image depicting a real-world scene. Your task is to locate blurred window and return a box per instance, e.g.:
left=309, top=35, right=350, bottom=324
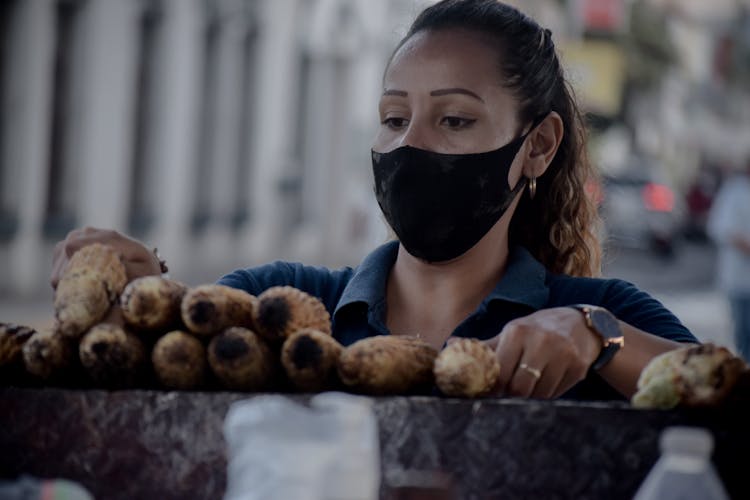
left=190, top=1, right=259, bottom=235
left=0, top=0, right=18, bottom=242
left=191, top=6, right=220, bottom=235
left=286, top=51, right=312, bottom=230
left=285, top=0, right=361, bottom=241
left=44, top=0, right=85, bottom=239
left=128, top=0, right=164, bottom=237
left=231, top=9, right=259, bottom=232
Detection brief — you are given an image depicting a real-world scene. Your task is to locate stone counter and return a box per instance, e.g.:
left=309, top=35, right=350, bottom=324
left=0, top=388, right=747, bottom=499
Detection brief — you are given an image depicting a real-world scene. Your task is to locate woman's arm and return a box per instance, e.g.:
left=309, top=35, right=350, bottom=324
left=598, top=321, right=688, bottom=398
left=485, top=307, right=692, bottom=399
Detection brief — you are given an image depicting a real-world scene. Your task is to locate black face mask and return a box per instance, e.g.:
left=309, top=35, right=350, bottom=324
left=372, top=131, right=532, bottom=263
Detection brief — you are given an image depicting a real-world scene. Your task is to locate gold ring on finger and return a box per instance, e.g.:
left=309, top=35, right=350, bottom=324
left=518, top=362, right=542, bottom=380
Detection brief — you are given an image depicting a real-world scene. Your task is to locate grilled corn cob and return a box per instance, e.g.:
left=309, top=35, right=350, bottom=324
left=121, top=276, right=187, bottom=331
left=181, top=285, right=257, bottom=337
left=79, top=323, right=145, bottom=388
left=151, top=330, right=206, bottom=390
left=254, top=286, right=331, bottom=342
left=281, top=328, right=343, bottom=391
left=0, top=323, right=35, bottom=372
left=22, top=329, right=75, bottom=381
left=338, top=335, right=437, bottom=395
left=54, top=243, right=128, bottom=339
left=207, top=327, right=274, bottom=391
left=434, top=338, right=500, bottom=398
left=632, top=343, right=748, bottom=409
left=1, top=323, right=36, bottom=384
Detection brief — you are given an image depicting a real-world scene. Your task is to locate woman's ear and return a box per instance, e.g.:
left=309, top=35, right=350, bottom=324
left=523, top=111, right=564, bottom=179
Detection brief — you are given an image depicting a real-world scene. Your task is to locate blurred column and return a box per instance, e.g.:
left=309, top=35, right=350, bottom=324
left=344, top=0, right=394, bottom=260
left=76, top=0, right=140, bottom=229
left=149, top=0, right=203, bottom=276
left=239, top=0, right=301, bottom=262
left=286, top=0, right=350, bottom=265
left=293, top=0, right=389, bottom=267
left=6, top=0, right=56, bottom=296
left=192, top=0, right=248, bottom=272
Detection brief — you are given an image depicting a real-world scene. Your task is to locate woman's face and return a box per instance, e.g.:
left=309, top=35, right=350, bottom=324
left=373, top=28, right=523, bottom=156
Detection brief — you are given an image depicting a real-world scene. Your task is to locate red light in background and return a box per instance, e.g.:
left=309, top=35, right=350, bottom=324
left=585, top=179, right=605, bottom=206
left=581, top=0, right=625, bottom=32
left=642, top=183, right=674, bottom=212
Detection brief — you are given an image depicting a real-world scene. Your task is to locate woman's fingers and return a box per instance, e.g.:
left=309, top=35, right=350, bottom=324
left=486, top=308, right=601, bottom=399
left=505, top=359, right=542, bottom=398
left=548, top=362, right=589, bottom=399
left=50, top=240, right=67, bottom=289
left=485, top=330, right=522, bottom=394
left=49, top=227, right=161, bottom=290
left=529, top=359, right=568, bottom=399
left=50, top=230, right=85, bottom=288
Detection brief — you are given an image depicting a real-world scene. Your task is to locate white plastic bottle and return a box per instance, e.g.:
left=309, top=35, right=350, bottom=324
left=633, top=426, right=730, bottom=500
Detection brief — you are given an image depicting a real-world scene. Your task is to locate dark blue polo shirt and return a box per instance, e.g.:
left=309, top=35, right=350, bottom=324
left=218, top=241, right=697, bottom=400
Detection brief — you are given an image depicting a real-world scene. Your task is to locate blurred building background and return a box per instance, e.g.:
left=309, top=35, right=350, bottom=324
left=1, top=0, right=749, bottom=346
left=0, top=0, right=422, bottom=296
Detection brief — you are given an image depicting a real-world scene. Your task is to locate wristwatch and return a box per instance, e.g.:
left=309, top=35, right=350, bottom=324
left=570, top=304, right=625, bottom=370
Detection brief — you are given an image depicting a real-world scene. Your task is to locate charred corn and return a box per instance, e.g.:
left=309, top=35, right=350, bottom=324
left=22, top=329, right=75, bottom=381
left=207, top=327, right=274, bottom=391
left=0, top=323, right=35, bottom=369
left=632, top=343, right=748, bottom=409
left=434, top=338, right=499, bottom=398
left=337, top=335, right=437, bottom=395
left=181, top=285, right=257, bottom=337
left=121, top=276, right=187, bottom=331
left=151, top=330, right=206, bottom=390
left=254, top=286, right=331, bottom=342
left=54, top=243, right=128, bottom=339
left=79, top=323, right=145, bottom=388
left=1, top=323, right=36, bottom=383
left=281, top=328, right=343, bottom=391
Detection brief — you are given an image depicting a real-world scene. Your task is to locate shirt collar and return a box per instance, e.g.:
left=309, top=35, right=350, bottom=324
left=333, top=240, right=399, bottom=320
left=483, top=245, right=549, bottom=310
left=333, top=241, right=550, bottom=320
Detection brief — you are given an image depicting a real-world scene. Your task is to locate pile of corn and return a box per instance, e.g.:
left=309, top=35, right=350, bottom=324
left=0, top=243, right=499, bottom=397
left=4, top=243, right=746, bottom=405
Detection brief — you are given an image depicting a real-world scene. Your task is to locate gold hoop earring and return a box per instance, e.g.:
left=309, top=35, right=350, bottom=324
left=528, top=176, right=537, bottom=200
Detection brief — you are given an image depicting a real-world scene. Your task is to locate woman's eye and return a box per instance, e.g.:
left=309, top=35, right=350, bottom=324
left=382, top=117, right=408, bottom=129
left=441, top=116, right=475, bottom=129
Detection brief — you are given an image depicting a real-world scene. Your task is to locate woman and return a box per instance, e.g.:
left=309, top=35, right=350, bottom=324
left=50, top=0, right=697, bottom=400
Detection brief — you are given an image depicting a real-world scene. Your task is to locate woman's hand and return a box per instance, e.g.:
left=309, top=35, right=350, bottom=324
left=484, top=307, right=601, bottom=399
left=50, top=227, right=162, bottom=290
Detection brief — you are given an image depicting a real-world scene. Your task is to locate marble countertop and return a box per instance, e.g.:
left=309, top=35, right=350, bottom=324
left=0, top=388, right=746, bottom=499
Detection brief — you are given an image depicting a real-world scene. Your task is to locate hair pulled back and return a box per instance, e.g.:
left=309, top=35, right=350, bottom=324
left=397, top=0, right=601, bottom=276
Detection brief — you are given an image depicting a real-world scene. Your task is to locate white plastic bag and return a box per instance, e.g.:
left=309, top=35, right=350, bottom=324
left=223, top=392, right=380, bottom=500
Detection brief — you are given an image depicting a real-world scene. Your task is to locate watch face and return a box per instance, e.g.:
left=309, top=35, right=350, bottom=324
left=590, top=308, right=622, bottom=340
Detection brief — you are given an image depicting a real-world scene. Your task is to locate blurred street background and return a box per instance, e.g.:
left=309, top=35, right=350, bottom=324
left=1, top=0, right=749, bottom=351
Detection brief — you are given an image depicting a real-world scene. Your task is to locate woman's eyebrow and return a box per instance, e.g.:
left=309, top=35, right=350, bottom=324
left=381, top=88, right=484, bottom=102
left=430, top=88, right=484, bottom=102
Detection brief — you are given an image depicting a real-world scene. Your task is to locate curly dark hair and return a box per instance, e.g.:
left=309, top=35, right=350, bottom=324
left=393, top=0, right=602, bottom=276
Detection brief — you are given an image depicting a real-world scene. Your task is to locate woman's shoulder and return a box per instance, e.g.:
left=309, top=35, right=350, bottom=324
left=217, top=261, right=355, bottom=313
left=546, top=273, right=638, bottom=304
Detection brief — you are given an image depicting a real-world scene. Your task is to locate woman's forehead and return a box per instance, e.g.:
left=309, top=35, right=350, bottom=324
left=385, top=29, right=504, bottom=90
